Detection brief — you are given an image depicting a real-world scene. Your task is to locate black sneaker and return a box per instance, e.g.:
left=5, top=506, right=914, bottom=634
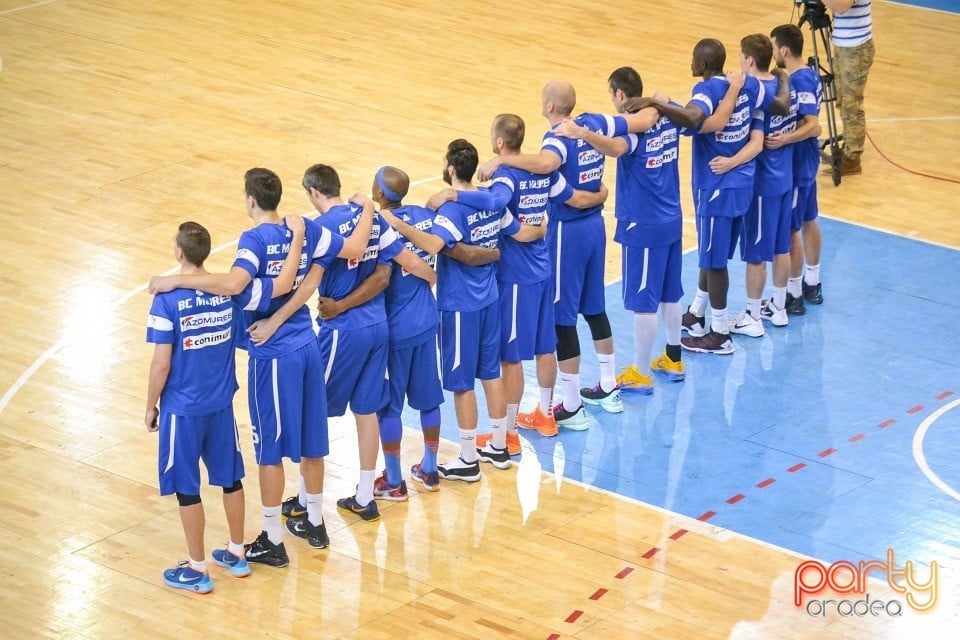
left=336, top=495, right=381, bottom=522
left=244, top=531, right=289, bottom=568
left=682, top=307, right=707, bottom=337
left=681, top=330, right=734, bottom=355
left=802, top=281, right=823, bottom=305
left=785, top=292, right=806, bottom=315
left=437, top=456, right=482, bottom=482
left=281, top=495, right=306, bottom=520
left=285, top=517, right=329, bottom=549
left=476, top=443, right=512, bottom=470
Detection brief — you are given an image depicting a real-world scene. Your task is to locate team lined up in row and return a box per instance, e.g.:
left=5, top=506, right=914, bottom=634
left=143, top=22, right=824, bottom=593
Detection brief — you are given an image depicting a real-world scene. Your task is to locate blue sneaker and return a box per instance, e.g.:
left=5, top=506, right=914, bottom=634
left=211, top=548, right=251, bottom=577
left=336, top=495, right=380, bottom=522
left=162, top=562, right=213, bottom=594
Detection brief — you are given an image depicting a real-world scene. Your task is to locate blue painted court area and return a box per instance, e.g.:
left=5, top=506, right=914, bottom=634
left=408, top=217, right=960, bottom=574
left=889, top=0, right=960, bottom=13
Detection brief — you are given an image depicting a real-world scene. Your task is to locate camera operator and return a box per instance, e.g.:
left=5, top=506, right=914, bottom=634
left=821, top=0, right=875, bottom=176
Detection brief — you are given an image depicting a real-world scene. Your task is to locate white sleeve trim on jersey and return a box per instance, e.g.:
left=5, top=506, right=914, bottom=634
left=314, top=227, right=333, bottom=258
left=147, top=314, right=174, bottom=332
left=549, top=173, right=569, bottom=197
left=542, top=137, right=568, bottom=163
left=755, top=80, right=767, bottom=110
left=499, top=210, right=516, bottom=230
left=797, top=91, right=816, bottom=105
left=243, top=280, right=264, bottom=311
left=433, top=214, right=462, bottom=241
left=626, top=133, right=640, bottom=153
left=379, top=225, right=400, bottom=249
left=491, top=175, right=516, bottom=193
left=691, top=93, right=714, bottom=114
left=236, top=247, right=260, bottom=271
left=602, top=114, right=616, bottom=136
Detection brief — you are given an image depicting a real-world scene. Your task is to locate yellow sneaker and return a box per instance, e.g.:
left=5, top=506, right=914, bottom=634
left=516, top=405, right=559, bottom=437
left=616, top=365, right=653, bottom=395
left=476, top=431, right=521, bottom=456
left=650, top=352, right=685, bottom=381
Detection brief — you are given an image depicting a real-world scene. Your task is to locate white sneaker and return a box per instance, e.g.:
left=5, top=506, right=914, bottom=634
left=437, top=456, right=482, bottom=482
left=760, top=300, right=789, bottom=327
left=728, top=311, right=764, bottom=337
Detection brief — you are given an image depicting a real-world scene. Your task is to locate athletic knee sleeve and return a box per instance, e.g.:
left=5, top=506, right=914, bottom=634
left=584, top=313, right=612, bottom=341
left=555, top=324, right=581, bottom=361
left=420, top=407, right=441, bottom=429
left=379, top=415, right=403, bottom=443
left=223, top=480, right=243, bottom=494
left=176, top=492, right=201, bottom=507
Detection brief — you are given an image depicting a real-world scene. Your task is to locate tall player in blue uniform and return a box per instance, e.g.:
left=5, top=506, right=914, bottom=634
left=145, top=218, right=303, bottom=592
left=637, top=39, right=790, bottom=354
left=477, top=80, right=631, bottom=427
left=728, top=35, right=799, bottom=337
left=768, top=24, right=825, bottom=316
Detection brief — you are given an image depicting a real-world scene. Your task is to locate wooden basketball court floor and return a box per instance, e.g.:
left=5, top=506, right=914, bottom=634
left=1, top=1, right=958, bottom=638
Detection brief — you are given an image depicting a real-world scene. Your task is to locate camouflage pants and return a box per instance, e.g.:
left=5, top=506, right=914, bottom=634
left=835, top=38, right=875, bottom=162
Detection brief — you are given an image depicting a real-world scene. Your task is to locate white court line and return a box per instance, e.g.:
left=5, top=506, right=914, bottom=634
left=0, top=0, right=58, bottom=15
left=912, top=398, right=960, bottom=502
left=885, top=0, right=960, bottom=17
left=0, top=175, right=441, bottom=419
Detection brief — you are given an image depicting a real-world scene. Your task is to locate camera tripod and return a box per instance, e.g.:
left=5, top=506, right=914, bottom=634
left=797, top=1, right=844, bottom=186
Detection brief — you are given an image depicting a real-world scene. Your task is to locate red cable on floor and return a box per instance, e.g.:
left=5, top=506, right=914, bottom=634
left=866, top=129, right=960, bottom=184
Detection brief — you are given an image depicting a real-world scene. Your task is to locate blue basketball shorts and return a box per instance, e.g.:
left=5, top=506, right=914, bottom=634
left=439, top=303, right=500, bottom=392
left=549, top=215, right=607, bottom=326
left=620, top=241, right=684, bottom=313
left=695, top=187, right=750, bottom=269
left=499, top=278, right=556, bottom=363
left=158, top=405, right=244, bottom=496
left=384, top=329, right=444, bottom=415
left=248, top=341, right=329, bottom=465
left=791, top=183, right=819, bottom=231
left=741, top=191, right=792, bottom=263
left=318, top=321, right=389, bottom=416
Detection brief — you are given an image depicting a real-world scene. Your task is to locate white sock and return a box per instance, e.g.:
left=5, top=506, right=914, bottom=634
left=711, top=307, right=728, bottom=334
left=188, top=557, right=207, bottom=572
left=228, top=541, right=245, bottom=558
left=661, top=302, right=682, bottom=346
left=298, top=476, right=308, bottom=508
left=597, top=353, right=616, bottom=392
left=788, top=276, right=802, bottom=297
left=805, top=263, right=820, bottom=286
left=306, top=492, right=323, bottom=527
left=506, top=403, right=519, bottom=435
left=490, top=416, right=507, bottom=449
left=560, top=372, right=580, bottom=412
left=459, top=428, right=478, bottom=463
left=539, top=387, right=554, bottom=416
left=746, top=297, right=761, bottom=319
left=263, top=505, right=283, bottom=545
left=773, top=286, right=787, bottom=310
left=633, top=313, right=658, bottom=373
left=690, top=288, right=709, bottom=316
left=356, top=470, right=375, bottom=507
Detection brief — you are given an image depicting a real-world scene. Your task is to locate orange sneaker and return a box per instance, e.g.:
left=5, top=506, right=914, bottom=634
left=476, top=431, right=521, bottom=456
left=516, top=405, right=559, bottom=437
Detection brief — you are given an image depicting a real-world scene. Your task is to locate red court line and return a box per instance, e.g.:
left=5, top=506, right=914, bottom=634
left=670, top=528, right=689, bottom=540
left=878, top=419, right=895, bottom=428
left=849, top=433, right=866, bottom=443
left=937, top=391, right=953, bottom=400
left=642, top=547, right=660, bottom=559
left=547, top=635, right=561, bottom=640
left=788, top=462, right=807, bottom=472
left=907, top=405, right=924, bottom=414
left=589, top=588, right=608, bottom=601
left=726, top=494, right=745, bottom=504
left=565, top=610, right=583, bottom=623
left=615, top=567, right=634, bottom=579
left=757, top=478, right=776, bottom=488
left=697, top=510, right=717, bottom=521
left=819, top=448, right=837, bottom=458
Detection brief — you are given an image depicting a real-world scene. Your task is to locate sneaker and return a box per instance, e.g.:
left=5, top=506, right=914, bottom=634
left=336, top=495, right=381, bottom=522
left=580, top=383, right=624, bottom=414
left=477, top=442, right=512, bottom=470
left=516, top=405, right=559, bottom=437
left=616, top=365, right=653, bottom=394
left=281, top=495, right=306, bottom=520
left=729, top=310, right=765, bottom=337
left=211, top=548, right=251, bottom=577
left=802, top=281, right=823, bottom=304
left=650, top=352, right=685, bottom=381
left=682, top=308, right=707, bottom=337
left=437, top=456, right=483, bottom=483
left=373, top=471, right=409, bottom=502
left=477, top=431, right=523, bottom=454
left=285, top=516, right=330, bottom=548
left=759, top=300, right=789, bottom=327
left=162, top=562, right=213, bottom=594
left=785, top=292, right=806, bottom=316
left=244, top=531, right=289, bottom=568
left=553, top=402, right=589, bottom=430
left=411, top=462, right=440, bottom=491
left=681, top=330, right=734, bottom=355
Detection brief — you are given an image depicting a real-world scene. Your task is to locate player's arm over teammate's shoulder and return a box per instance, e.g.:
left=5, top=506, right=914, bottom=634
left=476, top=148, right=560, bottom=182
left=336, top=192, right=377, bottom=260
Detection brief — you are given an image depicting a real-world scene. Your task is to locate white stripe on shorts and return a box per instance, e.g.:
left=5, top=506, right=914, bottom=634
left=324, top=329, right=339, bottom=384
left=272, top=359, right=282, bottom=443
left=164, top=414, right=177, bottom=473
left=756, top=196, right=763, bottom=244
left=453, top=312, right=461, bottom=371
left=510, top=284, right=518, bottom=342
left=706, top=217, right=715, bottom=253
left=639, top=248, right=649, bottom=292
left=554, top=221, right=563, bottom=303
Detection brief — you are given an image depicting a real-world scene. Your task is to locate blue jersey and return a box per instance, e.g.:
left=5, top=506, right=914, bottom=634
left=613, top=110, right=683, bottom=248
left=233, top=218, right=343, bottom=359
left=431, top=200, right=502, bottom=312
left=314, top=204, right=405, bottom=330
left=146, top=279, right=275, bottom=416
left=384, top=205, right=439, bottom=346
left=490, top=166, right=572, bottom=284
left=791, top=67, right=823, bottom=187
left=689, top=74, right=775, bottom=196
left=753, top=77, right=797, bottom=196
left=542, top=113, right=628, bottom=222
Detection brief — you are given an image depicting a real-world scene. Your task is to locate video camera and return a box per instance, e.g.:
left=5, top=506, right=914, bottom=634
left=794, top=0, right=831, bottom=29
